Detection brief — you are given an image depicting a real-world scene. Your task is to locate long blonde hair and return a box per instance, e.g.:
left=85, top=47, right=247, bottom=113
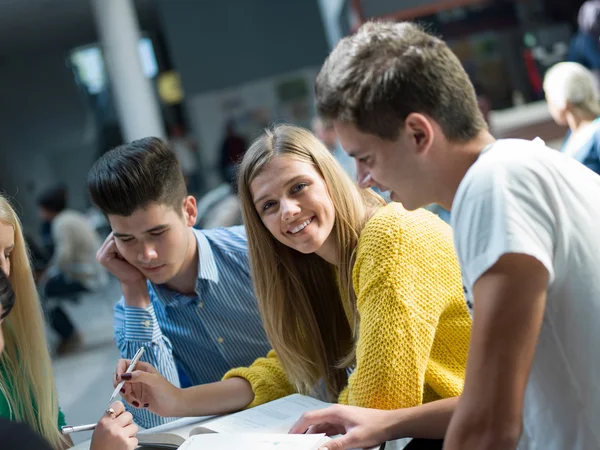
left=237, top=124, right=385, bottom=399
left=0, top=195, right=66, bottom=449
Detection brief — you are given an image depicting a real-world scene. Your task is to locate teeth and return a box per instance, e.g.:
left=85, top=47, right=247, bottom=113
left=290, top=218, right=312, bottom=234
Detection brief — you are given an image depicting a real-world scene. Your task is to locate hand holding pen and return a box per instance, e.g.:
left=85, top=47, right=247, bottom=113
left=113, top=352, right=185, bottom=417
left=61, top=347, right=145, bottom=437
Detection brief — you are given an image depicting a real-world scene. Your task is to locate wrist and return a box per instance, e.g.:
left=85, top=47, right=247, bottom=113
left=170, top=386, right=188, bottom=416
left=122, top=282, right=150, bottom=308
left=382, top=408, right=407, bottom=442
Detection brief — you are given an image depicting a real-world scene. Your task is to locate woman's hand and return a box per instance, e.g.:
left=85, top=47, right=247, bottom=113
left=90, top=401, right=138, bottom=450
left=115, top=359, right=184, bottom=417
left=289, top=404, right=399, bottom=450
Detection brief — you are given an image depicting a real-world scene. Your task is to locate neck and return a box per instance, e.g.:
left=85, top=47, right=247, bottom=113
left=567, top=111, right=596, bottom=133
left=165, top=227, right=199, bottom=295
left=435, top=130, right=496, bottom=210
left=315, top=234, right=339, bottom=266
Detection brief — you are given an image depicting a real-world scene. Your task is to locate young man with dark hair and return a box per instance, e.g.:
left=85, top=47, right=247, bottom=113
left=38, top=185, right=107, bottom=355
left=88, top=137, right=271, bottom=429
left=290, top=21, right=600, bottom=450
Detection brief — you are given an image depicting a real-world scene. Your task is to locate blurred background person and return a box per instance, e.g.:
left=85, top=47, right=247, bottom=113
left=168, top=124, right=202, bottom=195
left=568, top=0, right=600, bottom=88
left=37, top=185, right=107, bottom=355
left=219, top=119, right=248, bottom=186
left=544, top=61, right=600, bottom=174
left=311, top=116, right=357, bottom=180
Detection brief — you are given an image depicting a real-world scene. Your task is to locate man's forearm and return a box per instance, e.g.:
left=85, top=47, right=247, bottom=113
left=387, top=397, right=459, bottom=440
left=444, top=399, right=521, bottom=450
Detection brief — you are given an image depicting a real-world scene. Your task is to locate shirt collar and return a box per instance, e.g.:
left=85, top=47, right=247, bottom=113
left=193, top=228, right=220, bottom=285
left=151, top=228, right=219, bottom=307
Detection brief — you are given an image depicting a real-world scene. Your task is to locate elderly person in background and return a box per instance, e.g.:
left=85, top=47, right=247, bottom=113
left=544, top=61, right=600, bottom=174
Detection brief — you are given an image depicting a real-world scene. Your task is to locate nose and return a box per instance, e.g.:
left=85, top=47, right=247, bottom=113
left=358, top=169, right=374, bottom=189
left=138, top=243, right=158, bottom=264
left=0, top=256, right=9, bottom=277
left=280, top=198, right=301, bottom=223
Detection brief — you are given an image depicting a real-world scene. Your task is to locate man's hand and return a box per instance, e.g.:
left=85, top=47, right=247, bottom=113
left=97, top=233, right=149, bottom=307
left=444, top=253, right=548, bottom=450
left=289, top=404, right=398, bottom=450
left=97, top=233, right=145, bottom=285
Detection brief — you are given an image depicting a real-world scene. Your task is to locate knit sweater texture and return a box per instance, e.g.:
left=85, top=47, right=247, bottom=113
left=223, top=203, right=471, bottom=410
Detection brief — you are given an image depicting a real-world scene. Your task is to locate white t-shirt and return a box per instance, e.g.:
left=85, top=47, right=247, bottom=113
left=451, top=138, right=600, bottom=450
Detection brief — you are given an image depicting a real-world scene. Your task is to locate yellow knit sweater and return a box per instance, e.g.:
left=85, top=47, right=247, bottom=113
left=223, top=203, right=471, bottom=410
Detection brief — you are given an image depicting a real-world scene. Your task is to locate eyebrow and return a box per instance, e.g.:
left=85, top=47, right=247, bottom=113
left=345, top=149, right=360, bottom=159
left=253, top=175, right=307, bottom=206
left=113, top=224, right=169, bottom=238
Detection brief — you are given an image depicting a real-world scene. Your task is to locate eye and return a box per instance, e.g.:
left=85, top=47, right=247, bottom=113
left=291, top=182, right=308, bottom=194
left=359, top=156, right=372, bottom=166
left=262, top=201, right=277, bottom=212
left=118, top=237, right=134, bottom=243
left=150, top=230, right=166, bottom=237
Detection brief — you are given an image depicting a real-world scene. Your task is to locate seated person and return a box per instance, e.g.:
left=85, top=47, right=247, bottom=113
left=544, top=61, right=600, bottom=174
left=87, top=137, right=272, bottom=428
left=0, top=264, right=136, bottom=450
left=114, top=125, right=471, bottom=445
left=37, top=185, right=107, bottom=354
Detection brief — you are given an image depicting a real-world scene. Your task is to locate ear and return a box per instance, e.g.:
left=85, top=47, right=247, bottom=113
left=404, top=113, right=435, bottom=155
left=182, top=196, right=197, bottom=227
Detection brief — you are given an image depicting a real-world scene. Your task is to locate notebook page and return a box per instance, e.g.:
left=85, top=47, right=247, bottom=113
left=201, top=394, right=332, bottom=434
left=180, top=433, right=330, bottom=450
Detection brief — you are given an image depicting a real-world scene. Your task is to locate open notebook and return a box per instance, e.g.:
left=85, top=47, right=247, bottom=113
left=180, top=432, right=332, bottom=450
left=137, top=394, right=379, bottom=449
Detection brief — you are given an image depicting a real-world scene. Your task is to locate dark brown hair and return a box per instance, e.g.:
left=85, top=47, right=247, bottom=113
left=316, top=21, right=487, bottom=142
left=87, top=137, right=187, bottom=216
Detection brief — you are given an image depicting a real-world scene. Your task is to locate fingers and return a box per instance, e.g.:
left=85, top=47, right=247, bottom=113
left=289, top=406, right=348, bottom=434
left=319, top=434, right=354, bottom=450
left=108, top=401, right=126, bottom=417
left=115, top=411, right=134, bottom=426
left=306, top=423, right=346, bottom=436
left=124, top=423, right=139, bottom=438
left=97, top=233, right=116, bottom=263
left=114, top=359, right=131, bottom=384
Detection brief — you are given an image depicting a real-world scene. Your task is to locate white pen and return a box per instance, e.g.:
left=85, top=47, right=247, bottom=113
left=108, top=346, right=146, bottom=405
left=61, top=347, right=146, bottom=435
left=61, top=423, right=96, bottom=435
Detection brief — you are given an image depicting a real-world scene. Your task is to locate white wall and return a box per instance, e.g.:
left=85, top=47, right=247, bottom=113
left=0, top=50, right=98, bottom=232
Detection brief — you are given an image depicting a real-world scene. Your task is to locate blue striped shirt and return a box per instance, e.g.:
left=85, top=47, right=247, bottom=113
left=114, top=226, right=271, bottom=428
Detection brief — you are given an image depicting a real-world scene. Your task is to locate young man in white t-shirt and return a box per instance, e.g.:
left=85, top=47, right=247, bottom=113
left=288, top=21, right=600, bottom=450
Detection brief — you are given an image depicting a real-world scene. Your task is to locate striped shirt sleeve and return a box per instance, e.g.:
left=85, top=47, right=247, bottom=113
left=113, top=296, right=180, bottom=428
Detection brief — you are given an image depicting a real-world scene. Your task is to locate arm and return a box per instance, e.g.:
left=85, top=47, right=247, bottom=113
left=118, top=351, right=293, bottom=417
left=444, top=253, right=548, bottom=450
left=222, top=350, right=296, bottom=408
left=113, top=296, right=181, bottom=428
left=345, top=208, right=467, bottom=418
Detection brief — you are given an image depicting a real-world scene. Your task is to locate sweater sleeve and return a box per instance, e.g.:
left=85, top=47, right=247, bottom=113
left=344, top=205, right=465, bottom=410
left=222, top=350, right=296, bottom=408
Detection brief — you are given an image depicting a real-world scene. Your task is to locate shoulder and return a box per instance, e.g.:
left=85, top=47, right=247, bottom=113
left=455, top=139, right=569, bottom=208
left=357, top=203, right=453, bottom=261
left=196, top=226, right=248, bottom=253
